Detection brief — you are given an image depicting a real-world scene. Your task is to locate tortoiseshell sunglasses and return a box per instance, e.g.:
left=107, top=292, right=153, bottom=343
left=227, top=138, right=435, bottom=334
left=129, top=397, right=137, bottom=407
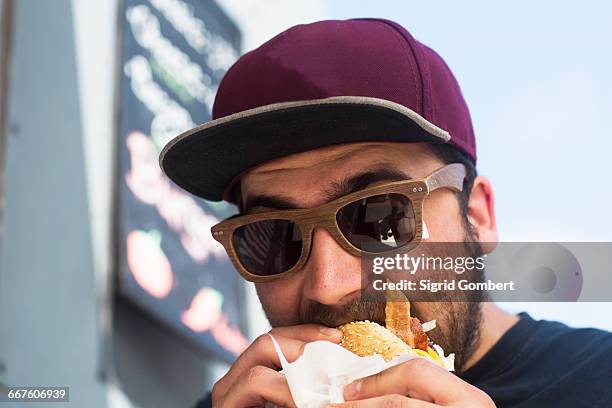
left=211, top=163, right=466, bottom=282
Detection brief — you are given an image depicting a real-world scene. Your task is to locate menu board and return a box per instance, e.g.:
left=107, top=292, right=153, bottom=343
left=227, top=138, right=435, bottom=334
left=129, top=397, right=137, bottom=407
left=116, top=0, right=248, bottom=362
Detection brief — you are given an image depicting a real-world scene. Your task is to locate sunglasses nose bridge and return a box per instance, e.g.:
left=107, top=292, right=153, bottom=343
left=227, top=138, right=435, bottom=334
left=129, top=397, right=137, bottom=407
left=300, top=218, right=360, bottom=261
left=300, top=227, right=339, bottom=266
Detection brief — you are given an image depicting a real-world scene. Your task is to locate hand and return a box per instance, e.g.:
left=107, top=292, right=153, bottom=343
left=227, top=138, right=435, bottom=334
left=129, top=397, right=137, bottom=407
left=212, top=324, right=342, bottom=407
left=329, top=358, right=496, bottom=407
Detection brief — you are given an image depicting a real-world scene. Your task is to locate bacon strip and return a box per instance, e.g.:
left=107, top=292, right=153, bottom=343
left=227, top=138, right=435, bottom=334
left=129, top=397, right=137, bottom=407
left=385, top=289, right=429, bottom=351
left=410, top=317, right=429, bottom=351
left=385, top=301, right=415, bottom=347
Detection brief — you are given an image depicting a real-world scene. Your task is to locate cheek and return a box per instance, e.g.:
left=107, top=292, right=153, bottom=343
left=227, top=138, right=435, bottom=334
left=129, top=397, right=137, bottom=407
left=422, top=192, right=465, bottom=242
left=255, top=277, right=303, bottom=326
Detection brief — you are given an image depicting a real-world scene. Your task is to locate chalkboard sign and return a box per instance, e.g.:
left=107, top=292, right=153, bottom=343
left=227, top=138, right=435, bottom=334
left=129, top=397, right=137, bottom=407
left=116, top=0, right=248, bottom=362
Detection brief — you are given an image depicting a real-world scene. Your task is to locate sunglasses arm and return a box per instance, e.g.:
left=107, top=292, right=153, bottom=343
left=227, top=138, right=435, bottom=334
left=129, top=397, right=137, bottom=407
left=425, top=163, right=466, bottom=193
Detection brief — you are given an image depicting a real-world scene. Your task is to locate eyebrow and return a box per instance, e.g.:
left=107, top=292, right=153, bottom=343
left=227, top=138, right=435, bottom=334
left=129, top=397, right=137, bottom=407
left=242, top=165, right=412, bottom=213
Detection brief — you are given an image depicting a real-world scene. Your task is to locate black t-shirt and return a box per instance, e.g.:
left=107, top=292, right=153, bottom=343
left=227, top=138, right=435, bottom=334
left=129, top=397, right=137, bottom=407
left=460, top=312, right=612, bottom=407
left=195, top=313, right=612, bottom=407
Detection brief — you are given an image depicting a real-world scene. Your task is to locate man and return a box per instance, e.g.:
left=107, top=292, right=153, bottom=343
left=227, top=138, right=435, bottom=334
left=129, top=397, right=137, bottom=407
left=160, top=19, right=612, bottom=407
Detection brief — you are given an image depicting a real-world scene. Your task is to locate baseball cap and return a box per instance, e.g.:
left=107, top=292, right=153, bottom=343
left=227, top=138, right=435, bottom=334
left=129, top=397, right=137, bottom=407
left=159, top=18, right=476, bottom=203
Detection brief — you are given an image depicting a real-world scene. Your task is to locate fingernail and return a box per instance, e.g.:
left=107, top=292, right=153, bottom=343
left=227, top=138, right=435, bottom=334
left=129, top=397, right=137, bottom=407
left=344, top=380, right=362, bottom=400
left=320, top=326, right=342, bottom=337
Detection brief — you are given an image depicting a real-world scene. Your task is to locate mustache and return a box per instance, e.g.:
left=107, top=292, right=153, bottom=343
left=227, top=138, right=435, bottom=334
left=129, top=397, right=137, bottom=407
left=301, top=298, right=386, bottom=328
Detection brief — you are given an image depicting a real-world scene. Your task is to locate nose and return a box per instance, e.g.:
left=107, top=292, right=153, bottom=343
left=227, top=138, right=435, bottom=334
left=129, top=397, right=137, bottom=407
left=302, top=227, right=362, bottom=305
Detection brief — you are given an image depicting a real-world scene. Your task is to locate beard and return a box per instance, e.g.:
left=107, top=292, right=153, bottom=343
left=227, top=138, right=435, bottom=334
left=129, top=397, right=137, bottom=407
left=260, top=226, right=484, bottom=374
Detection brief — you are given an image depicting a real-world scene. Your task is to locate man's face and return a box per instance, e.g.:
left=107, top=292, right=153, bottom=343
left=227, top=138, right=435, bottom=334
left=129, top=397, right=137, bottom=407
left=239, top=141, right=482, bottom=370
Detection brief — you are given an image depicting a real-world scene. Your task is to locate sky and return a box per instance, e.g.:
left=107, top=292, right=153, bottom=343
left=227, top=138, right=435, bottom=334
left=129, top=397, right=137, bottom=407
left=323, top=1, right=612, bottom=240
left=219, top=0, right=612, bottom=333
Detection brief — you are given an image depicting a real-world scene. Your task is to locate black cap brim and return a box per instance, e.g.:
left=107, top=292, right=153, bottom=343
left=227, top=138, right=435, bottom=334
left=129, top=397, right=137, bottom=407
left=159, top=96, right=450, bottom=203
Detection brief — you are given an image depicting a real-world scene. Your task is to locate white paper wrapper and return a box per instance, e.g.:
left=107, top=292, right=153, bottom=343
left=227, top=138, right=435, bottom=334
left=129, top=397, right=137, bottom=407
left=267, top=334, right=420, bottom=408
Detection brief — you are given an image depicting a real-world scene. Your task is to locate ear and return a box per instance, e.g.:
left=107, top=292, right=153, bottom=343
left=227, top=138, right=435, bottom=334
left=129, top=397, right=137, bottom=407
left=467, top=176, right=498, bottom=253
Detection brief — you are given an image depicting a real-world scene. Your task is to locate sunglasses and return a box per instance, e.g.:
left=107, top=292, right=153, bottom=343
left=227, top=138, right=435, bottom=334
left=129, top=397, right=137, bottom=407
left=212, top=163, right=466, bottom=282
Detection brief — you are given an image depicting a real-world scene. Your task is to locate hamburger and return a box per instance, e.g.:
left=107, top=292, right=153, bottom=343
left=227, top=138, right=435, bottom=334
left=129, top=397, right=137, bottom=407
left=338, top=293, right=454, bottom=370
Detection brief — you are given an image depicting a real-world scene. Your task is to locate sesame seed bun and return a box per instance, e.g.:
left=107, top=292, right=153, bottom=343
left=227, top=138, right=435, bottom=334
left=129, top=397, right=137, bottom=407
left=338, top=320, right=411, bottom=361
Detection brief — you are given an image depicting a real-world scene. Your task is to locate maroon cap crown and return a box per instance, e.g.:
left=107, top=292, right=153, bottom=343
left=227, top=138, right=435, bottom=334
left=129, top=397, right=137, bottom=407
left=213, top=18, right=476, bottom=161
left=160, top=18, right=477, bottom=203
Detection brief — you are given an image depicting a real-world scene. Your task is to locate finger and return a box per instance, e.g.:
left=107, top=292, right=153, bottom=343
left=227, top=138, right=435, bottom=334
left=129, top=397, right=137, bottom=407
left=233, top=325, right=341, bottom=374
left=216, top=333, right=306, bottom=395
left=269, top=324, right=343, bottom=343
left=328, top=394, right=439, bottom=408
left=219, top=365, right=296, bottom=408
left=217, top=326, right=341, bottom=396
left=343, top=358, right=467, bottom=404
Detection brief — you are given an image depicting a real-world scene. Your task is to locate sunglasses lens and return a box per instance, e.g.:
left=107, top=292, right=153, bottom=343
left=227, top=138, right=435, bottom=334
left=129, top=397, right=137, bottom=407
left=233, top=219, right=303, bottom=276
left=336, top=193, right=416, bottom=252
